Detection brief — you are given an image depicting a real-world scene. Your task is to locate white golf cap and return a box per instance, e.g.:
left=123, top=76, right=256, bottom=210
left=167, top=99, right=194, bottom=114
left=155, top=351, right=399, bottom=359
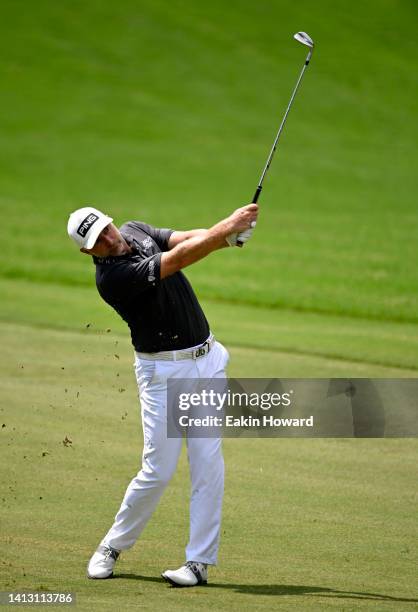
left=67, top=206, right=113, bottom=249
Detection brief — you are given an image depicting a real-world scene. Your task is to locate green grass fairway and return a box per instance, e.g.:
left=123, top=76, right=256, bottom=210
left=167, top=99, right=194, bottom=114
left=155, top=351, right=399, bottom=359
left=1, top=0, right=417, bottom=610
left=1, top=322, right=417, bottom=611
left=1, top=0, right=417, bottom=322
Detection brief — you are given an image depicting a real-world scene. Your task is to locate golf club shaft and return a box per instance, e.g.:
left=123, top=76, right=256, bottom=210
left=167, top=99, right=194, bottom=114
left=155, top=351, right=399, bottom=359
left=237, top=48, right=312, bottom=246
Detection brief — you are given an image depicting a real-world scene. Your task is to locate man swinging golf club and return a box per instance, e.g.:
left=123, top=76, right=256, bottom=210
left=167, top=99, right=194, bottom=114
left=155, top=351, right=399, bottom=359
left=67, top=202, right=258, bottom=586
left=67, top=28, right=313, bottom=587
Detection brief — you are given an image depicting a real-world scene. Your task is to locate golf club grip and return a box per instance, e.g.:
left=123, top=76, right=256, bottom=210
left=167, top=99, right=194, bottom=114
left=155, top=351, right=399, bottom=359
left=252, top=185, right=262, bottom=203
left=236, top=186, right=262, bottom=247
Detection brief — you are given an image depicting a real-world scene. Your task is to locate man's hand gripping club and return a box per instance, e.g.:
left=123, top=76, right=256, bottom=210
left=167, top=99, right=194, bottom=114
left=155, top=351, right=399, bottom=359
left=225, top=204, right=258, bottom=246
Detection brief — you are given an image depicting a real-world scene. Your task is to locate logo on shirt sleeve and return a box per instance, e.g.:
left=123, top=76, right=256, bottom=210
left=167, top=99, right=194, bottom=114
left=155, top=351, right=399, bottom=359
left=148, top=259, right=156, bottom=282
left=77, top=213, right=99, bottom=237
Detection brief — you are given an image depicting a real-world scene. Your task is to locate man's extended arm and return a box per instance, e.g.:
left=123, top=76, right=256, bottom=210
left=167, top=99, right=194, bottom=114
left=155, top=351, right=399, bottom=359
left=168, top=229, right=210, bottom=250
left=160, top=203, right=258, bottom=279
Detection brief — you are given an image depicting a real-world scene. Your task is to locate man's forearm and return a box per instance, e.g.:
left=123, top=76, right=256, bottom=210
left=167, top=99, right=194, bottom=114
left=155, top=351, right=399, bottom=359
left=160, top=203, right=258, bottom=279
left=161, top=220, right=233, bottom=278
left=168, top=228, right=228, bottom=250
left=178, top=229, right=228, bottom=249
left=168, top=229, right=208, bottom=249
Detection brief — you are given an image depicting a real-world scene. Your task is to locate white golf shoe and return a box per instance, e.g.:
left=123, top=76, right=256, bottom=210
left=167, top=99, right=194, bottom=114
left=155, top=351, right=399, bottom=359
left=87, top=544, right=120, bottom=579
left=161, top=561, right=208, bottom=587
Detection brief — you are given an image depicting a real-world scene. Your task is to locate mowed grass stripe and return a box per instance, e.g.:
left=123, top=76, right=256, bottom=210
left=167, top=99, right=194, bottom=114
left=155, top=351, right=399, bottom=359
left=2, top=279, right=418, bottom=372
left=3, top=260, right=418, bottom=326
left=228, top=344, right=418, bottom=377
left=1, top=319, right=417, bottom=382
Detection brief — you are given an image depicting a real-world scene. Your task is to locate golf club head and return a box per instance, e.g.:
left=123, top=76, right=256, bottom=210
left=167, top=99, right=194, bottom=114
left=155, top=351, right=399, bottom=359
left=294, top=31, right=314, bottom=49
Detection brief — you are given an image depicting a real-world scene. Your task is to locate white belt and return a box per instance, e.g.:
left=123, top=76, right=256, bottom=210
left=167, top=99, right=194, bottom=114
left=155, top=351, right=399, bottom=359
left=136, top=335, right=215, bottom=361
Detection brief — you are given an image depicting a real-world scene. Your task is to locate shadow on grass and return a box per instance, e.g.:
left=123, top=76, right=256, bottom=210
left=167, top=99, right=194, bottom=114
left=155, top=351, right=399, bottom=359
left=116, top=574, right=417, bottom=603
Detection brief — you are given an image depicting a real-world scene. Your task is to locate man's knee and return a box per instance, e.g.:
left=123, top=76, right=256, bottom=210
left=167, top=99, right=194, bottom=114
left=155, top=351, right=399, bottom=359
left=188, top=440, right=223, bottom=464
left=139, top=456, right=177, bottom=487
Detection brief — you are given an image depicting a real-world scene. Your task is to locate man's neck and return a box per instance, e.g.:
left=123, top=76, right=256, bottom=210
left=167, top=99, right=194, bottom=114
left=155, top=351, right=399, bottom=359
left=119, top=239, right=133, bottom=255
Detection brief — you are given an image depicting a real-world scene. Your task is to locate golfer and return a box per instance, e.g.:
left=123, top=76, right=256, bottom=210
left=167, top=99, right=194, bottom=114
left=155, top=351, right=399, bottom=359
left=67, top=203, right=258, bottom=587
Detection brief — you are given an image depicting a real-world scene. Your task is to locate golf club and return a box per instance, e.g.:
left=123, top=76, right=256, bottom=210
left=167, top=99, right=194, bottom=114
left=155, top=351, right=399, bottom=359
left=237, top=31, right=315, bottom=247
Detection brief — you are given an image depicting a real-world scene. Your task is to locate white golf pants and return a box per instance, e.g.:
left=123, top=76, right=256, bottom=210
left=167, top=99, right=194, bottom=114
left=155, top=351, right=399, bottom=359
left=102, top=340, right=228, bottom=565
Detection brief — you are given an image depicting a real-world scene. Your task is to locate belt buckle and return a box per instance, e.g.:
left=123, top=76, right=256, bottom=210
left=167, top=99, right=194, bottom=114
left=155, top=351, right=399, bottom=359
left=193, top=340, right=210, bottom=360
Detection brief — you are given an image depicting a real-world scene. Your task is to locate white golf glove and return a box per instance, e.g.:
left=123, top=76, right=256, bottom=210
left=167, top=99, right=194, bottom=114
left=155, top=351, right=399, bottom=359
left=226, top=222, right=256, bottom=247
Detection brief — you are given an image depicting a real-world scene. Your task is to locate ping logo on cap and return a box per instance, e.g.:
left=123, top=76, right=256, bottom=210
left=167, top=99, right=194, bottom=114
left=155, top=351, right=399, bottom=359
left=77, top=213, right=99, bottom=237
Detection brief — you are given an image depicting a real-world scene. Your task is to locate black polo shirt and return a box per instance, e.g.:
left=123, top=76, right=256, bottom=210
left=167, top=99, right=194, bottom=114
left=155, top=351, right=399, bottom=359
left=93, top=221, right=210, bottom=352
